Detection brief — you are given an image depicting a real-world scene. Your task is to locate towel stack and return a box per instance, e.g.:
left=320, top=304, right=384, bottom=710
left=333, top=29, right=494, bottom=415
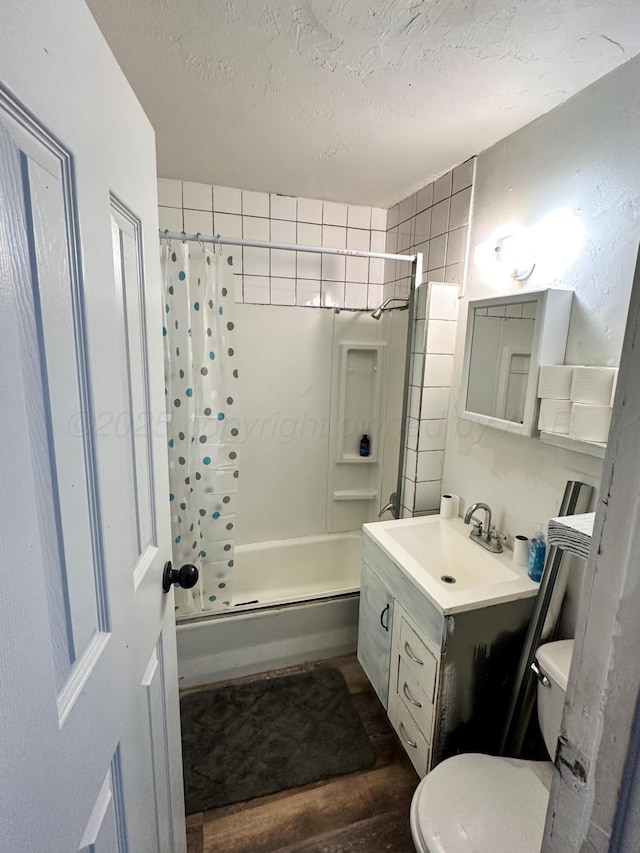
left=547, top=513, right=595, bottom=559
left=537, top=365, right=617, bottom=443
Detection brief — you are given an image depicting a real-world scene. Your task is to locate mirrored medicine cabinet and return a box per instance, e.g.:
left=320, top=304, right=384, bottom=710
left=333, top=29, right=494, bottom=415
left=460, top=288, right=573, bottom=436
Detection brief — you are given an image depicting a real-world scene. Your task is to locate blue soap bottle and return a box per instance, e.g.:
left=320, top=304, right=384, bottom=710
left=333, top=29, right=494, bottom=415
left=359, top=434, right=371, bottom=457
left=528, top=526, right=546, bottom=582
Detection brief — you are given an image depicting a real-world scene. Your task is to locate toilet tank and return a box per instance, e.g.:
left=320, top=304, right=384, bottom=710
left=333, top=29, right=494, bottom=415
left=535, top=639, right=574, bottom=759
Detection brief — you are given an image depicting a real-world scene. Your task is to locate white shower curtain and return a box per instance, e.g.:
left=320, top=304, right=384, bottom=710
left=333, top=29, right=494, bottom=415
left=162, top=241, right=240, bottom=615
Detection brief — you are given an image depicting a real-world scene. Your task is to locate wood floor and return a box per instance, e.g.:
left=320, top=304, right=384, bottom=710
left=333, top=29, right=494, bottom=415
left=183, top=655, right=419, bottom=853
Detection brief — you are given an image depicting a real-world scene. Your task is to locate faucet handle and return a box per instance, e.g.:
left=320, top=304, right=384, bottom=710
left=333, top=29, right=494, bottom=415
left=470, top=519, right=483, bottom=537
left=489, top=528, right=506, bottom=549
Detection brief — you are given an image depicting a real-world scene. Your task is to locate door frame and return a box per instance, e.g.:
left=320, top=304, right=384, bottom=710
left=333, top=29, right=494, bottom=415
left=544, top=244, right=640, bottom=850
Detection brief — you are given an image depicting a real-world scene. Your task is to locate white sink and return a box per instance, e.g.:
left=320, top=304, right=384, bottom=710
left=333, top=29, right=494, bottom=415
left=363, top=515, right=539, bottom=613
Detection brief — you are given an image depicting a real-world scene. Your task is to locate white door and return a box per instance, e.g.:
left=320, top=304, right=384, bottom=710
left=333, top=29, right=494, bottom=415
left=0, top=2, right=186, bottom=851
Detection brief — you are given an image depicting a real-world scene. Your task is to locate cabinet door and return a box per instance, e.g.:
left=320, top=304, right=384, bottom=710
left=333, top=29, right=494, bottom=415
left=358, top=561, right=394, bottom=707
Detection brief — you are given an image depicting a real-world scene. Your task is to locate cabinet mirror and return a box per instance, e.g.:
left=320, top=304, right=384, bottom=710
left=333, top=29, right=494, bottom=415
left=460, top=289, right=573, bottom=436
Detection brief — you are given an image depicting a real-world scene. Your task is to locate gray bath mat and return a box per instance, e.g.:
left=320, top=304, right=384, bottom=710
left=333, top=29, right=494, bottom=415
left=181, top=666, right=376, bottom=813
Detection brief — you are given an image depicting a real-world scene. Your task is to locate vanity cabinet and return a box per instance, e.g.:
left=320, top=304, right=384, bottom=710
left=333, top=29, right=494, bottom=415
left=358, top=530, right=535, bottom=777
left=357, top=562, right=394, bottom=706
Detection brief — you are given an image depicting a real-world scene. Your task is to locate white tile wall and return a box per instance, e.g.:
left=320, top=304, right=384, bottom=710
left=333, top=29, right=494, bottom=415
left=158, top=177, right=182, bottom=208
left=345, top=282, right=368, bottom=309
left=418, top=419, right=447, bottom=452
left=428, top=234, right=447, bottom=272
left=183, top=180, right=212, bottom=210
left=384, top=157, right=475, bottom=301
left=423, top=354, right=454, bottom=387
left=446, top=226, right=468, bottom=266
left=296, top=279, right=321, bottom=307
left=183, top=208, right=212, bottom=235
left=426, top=319, right=457, bottom=354
left=214, top=186, right=241, bottom=214
left=270, top=193, right=297, bottom=221
left=321, top=281, right=345, bottom=308
left=417, top=450, right=444, bottom=482
left=421, top=387, right=451, bottom=421
left=384, top=163, right=475, bottom=502
left=452, top=160, right=474, bottom=195
left=382, top=161, right=475, bottom=516
left=323, top=200, right=348, bottom=226
left=449, top=188, right=472, bottom=230
left=429, top=280, right=460, bottom=319
left=368, top=283, right=384, bottom=309
left=297, top=251, right=322, bottom=280
left=433, top=171, right=453, bottom=204
left=297, top=197, right=323, bottom=223
left=158, top=205, right=182, bottom=232
left=158, top=178, right=387, bottom=310
left=400, top=280, right=462, bottom=517
left=414, top=481, right=442, bottom=514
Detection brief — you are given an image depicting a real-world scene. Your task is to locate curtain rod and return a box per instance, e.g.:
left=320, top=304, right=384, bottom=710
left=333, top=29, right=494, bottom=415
left=159, top=229, right=416, bottom=263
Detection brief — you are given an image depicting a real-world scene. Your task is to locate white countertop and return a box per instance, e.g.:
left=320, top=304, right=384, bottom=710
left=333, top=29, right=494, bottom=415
left=363, top=515, right=540, bottom=615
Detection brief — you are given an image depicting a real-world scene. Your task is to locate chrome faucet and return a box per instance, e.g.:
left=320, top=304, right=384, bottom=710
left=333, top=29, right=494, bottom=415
left=378, top=493, right=398, bottom=518
left=463, top=502, right=504, bottom=553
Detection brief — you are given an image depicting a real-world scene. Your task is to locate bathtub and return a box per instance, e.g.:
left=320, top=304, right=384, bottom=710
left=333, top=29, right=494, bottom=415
left=176, top=531, right=362, bottom=687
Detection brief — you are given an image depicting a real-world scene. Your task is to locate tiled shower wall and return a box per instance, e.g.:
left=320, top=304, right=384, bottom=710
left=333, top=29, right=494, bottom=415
left=384, top=157, right=475, bottom=299
left=402, top=282, right=459, bottom=516
left=158, top=178, right=387, bottom=310
left=384, top=158, right=476, bottom=515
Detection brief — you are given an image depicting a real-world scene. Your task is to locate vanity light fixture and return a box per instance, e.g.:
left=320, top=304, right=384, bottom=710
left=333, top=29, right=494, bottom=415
left=474, top=208, right=584, bottom=286
left=494, top=233, right=536, bottom=281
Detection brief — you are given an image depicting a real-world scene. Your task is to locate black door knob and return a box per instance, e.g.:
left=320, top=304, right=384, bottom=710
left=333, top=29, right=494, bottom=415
left=162, top=561, right=199, bottom=593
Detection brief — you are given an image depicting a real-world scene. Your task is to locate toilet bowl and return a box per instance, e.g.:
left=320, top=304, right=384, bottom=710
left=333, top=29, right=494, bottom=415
left=410, top=639, right=573, bottom=853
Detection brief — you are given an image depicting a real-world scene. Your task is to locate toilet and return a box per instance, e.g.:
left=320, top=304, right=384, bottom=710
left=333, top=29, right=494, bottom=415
left=410, top=639, right=573, bottom=852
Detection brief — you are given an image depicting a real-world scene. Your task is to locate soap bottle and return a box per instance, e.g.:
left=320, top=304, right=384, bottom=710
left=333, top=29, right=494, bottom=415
left=359, top=434, right=371, bottom=457
left=528, top=526, right=547, bottom=582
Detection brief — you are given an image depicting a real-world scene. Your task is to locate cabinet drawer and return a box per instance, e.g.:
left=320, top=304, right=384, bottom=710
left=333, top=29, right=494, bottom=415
left=398, top=657, right=434, bottom=741
left=399, top=617, right=438, bottom=701
left=393, top=697, right=431, bottom=777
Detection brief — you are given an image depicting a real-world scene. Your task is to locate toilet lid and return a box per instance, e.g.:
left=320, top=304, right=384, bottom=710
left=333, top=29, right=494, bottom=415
left=412, top=754, right=553, bottom=853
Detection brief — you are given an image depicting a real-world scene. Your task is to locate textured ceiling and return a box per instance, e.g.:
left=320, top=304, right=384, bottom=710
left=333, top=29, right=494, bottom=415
left=87, top=0, right=640, bottom=207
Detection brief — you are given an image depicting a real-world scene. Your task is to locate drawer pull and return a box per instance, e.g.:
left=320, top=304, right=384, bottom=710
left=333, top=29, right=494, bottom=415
left=404, top=640, right=424, bottom=666
left=380, top=603, right=390, bottom=632
left=399, top=721, right=417, bottom=749
left=403, top=681, right=422, bottom=708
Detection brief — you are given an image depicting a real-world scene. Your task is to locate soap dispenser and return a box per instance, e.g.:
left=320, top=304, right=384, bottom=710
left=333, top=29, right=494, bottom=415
left=528, top=525, right=547, bottom=583
left=359, top=434, right=371, bottom=457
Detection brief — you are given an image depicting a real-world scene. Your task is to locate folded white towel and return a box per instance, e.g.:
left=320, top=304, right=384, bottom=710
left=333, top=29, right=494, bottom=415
left=547, top=513, right=594, bottom=560
left=569, top=403, right=611, bottom=443
left=570, top=366, right=617, bottom=405
left=538, top=365, right=576, bottom=400
left=538, top=399, right=572, bottom=434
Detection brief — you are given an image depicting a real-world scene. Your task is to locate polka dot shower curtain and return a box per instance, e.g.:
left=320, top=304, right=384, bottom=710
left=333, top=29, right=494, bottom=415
left=162, top=240, right=239, bottom=616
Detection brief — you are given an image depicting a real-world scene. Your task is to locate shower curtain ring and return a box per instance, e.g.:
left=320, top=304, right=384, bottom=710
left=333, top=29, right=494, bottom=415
left=216, top=234, right=223, bottom=255
left=196, top=233, right=206, bottom=254
left=181, top=230, right=187, bottom=244
left=164, top=229, right=173, bottom=252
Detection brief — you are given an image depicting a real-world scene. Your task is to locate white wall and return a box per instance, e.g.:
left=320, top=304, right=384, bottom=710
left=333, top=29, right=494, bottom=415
left=233, top=304, right=333, bottom=544
left=233, top=304, right=405, bottom=545
left=443, top=54, right=640, bottom=586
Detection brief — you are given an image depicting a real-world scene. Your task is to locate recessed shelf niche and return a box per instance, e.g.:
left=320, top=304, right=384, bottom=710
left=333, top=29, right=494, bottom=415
left=336, top=344, right=384, bottom=463
left=328, top=338, right=388, bottom=533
